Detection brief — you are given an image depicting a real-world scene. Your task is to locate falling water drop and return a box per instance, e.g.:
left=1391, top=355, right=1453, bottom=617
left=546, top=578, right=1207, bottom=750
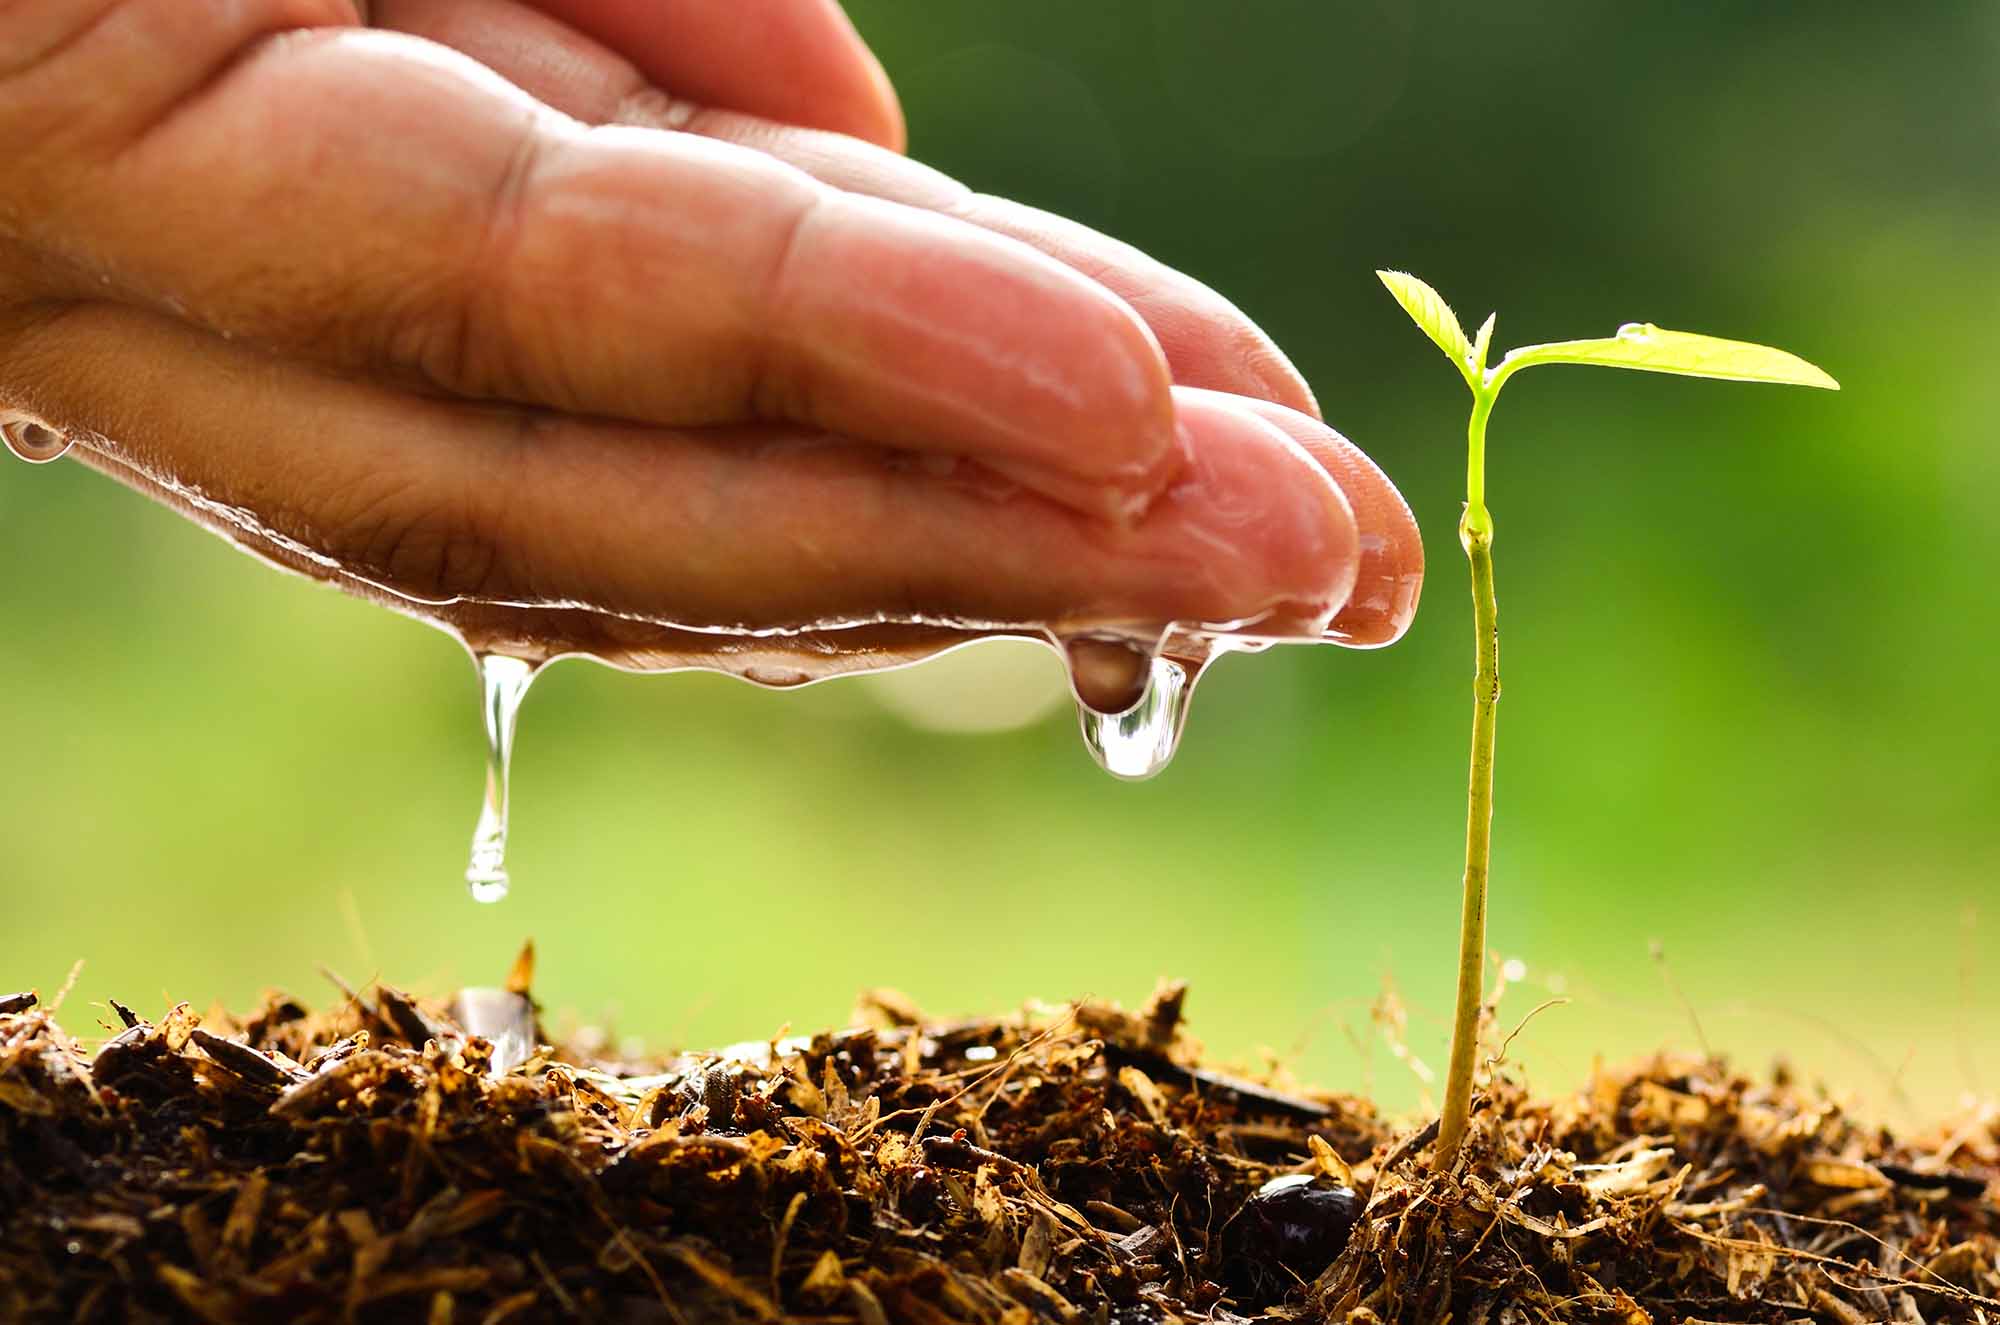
left=1074, top=651, right=1196, bottom=780
left=1, top=418, right=72, bottom=465
left=466, top=653, right=537, bottom=903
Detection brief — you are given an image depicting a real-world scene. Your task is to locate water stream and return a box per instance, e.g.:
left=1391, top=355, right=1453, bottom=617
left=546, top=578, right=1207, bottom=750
left=464, top=654, right=537, bottom=903
left=456, top=628, right=1253, bottom=900
left=2, top=425, right=1315, bottom=903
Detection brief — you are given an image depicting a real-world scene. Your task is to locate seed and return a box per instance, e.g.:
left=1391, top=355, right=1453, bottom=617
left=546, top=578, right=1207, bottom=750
left=1221, top=1173, right=1360, bottom=1299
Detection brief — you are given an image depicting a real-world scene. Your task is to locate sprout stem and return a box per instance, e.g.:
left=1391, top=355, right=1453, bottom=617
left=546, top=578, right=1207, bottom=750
left=1375, top=270, right=1831, bottom=1171
left=1437, top=388, right=1500, bottom=1169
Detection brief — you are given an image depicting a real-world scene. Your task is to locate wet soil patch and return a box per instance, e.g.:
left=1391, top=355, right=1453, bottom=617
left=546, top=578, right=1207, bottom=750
left=2, top=963, right=1995, bottom=1322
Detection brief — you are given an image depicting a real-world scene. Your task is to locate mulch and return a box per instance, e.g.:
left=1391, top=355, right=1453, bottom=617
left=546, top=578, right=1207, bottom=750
left=2, top=953, right=1994, bottom=1323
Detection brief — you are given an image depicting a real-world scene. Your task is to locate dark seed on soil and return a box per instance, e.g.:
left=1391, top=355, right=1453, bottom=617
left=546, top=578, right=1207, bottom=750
left=375, top=984, right=450, bottom=1047
left=1222, top=1172, right=1360, bottom=1297
left=1100, top=1041, right=1332, bottom=1122
left=88, top=1023, right=158, bottom=1084
left=700, top=1064, right=741, bottom=1128
left=189, top=1027, right=300, bottom=1090
left=1876, top=1161, right=1992, bottom=1200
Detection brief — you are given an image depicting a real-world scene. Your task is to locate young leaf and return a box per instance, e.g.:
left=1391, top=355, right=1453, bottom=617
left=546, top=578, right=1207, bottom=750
left=1471, top=313, right=1497, bottom=376
left=1377, top=270, right=1475, bottom=384
left=1493, top=323, right=1839, bottom=390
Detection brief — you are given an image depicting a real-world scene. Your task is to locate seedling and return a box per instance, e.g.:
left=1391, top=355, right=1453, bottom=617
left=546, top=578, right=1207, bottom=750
left=1376, top=271, right=1838, bottom=1168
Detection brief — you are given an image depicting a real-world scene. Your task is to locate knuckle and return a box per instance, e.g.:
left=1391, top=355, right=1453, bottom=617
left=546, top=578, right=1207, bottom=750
left=393, top=116, right=569, bottom=407
left=449, top=118, right=548, bottom=390
left=319, top=468, right=506, bottom=605
left=0, top=0, right=356, bottom=132
left=0, top=0, right=111, bottom=82
left=743, top=190, right=826, bottom=423
left=0, top=0, right=121, bottom=188
left=0, top=0, right=363, bottom=303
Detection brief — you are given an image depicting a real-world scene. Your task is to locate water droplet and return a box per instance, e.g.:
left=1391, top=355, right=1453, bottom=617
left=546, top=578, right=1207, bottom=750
left=1075, top=652, right=1194, bottom=780
left=1, top=418, right=71, bottom=464
left=1616, top=322, right=1657, bottom=343
left=466, top=653, right=537, bottom=903
left=1062, top=635, right=1151, bottom=714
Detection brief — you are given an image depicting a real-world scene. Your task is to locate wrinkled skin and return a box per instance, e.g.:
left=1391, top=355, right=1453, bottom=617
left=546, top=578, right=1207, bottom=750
left=0, top=0, right=1421, bottom=703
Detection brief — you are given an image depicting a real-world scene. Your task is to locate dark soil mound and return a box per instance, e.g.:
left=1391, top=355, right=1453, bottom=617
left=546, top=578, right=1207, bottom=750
left=2, top=960, right=1995, bottom=1323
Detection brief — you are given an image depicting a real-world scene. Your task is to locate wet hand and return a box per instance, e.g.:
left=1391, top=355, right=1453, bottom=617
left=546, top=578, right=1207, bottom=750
left=0, top=0, right=1421, bottom=680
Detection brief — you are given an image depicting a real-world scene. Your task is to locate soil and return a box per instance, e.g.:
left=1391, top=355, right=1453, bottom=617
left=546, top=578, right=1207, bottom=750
left=1, top=955, right=1995, bottom=1324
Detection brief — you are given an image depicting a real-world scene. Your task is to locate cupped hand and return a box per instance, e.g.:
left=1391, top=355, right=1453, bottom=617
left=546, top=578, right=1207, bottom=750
left=0, top=0, right=1421, bottom=693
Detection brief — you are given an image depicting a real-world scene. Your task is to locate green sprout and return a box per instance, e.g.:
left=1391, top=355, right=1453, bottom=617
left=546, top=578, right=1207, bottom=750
left=1376, top=271, right=1839, bottom=1169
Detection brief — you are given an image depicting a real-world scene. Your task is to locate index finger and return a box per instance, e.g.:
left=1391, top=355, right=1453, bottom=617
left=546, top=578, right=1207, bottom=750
left=525, top=0, right=904, bottom=149
left=18, top=13, right=1178, bottom=519
left=369, top=0, right=1324, bottom=418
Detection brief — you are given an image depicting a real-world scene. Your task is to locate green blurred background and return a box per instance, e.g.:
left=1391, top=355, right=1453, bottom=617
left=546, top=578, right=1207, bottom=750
left=3, top=3, right=1994, bottom=1122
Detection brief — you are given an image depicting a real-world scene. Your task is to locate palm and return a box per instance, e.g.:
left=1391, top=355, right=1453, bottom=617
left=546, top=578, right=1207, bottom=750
left=0, top=0, right=1420, bottom=698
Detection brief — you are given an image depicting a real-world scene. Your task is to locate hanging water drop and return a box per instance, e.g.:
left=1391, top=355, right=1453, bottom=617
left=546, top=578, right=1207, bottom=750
left=466, top=653, right=537, bottom=903
left=1074, top=652, right=1195, bottom=780
left=1, top=418, right=71, bottom=465
left=1063, top=635, right=1151, bottom=714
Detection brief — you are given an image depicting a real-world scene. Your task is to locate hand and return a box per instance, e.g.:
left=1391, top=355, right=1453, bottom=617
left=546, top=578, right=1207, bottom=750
left=0, top=0, right=1421, bottom=696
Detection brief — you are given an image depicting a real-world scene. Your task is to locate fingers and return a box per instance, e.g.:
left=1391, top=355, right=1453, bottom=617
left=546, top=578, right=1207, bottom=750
left=20, top=19, right=1176, bottom=519
left=367, top=0, right=1320, bottom=417
left=6, top=303, right=1358, bottom=641
left=1220, top=394, right=1424, bottom=647
left=522, top=0, right=904, bottom=150
left=692, top=113, right=1325, bottom=420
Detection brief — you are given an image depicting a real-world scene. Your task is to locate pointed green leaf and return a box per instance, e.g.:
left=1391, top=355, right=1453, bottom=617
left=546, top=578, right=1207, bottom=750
left=1471, top=312, right=1497, bottom=375
left=1492, top=323, right=1839, bottom=390
left=1376, top=270, right=1475, bottom=384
